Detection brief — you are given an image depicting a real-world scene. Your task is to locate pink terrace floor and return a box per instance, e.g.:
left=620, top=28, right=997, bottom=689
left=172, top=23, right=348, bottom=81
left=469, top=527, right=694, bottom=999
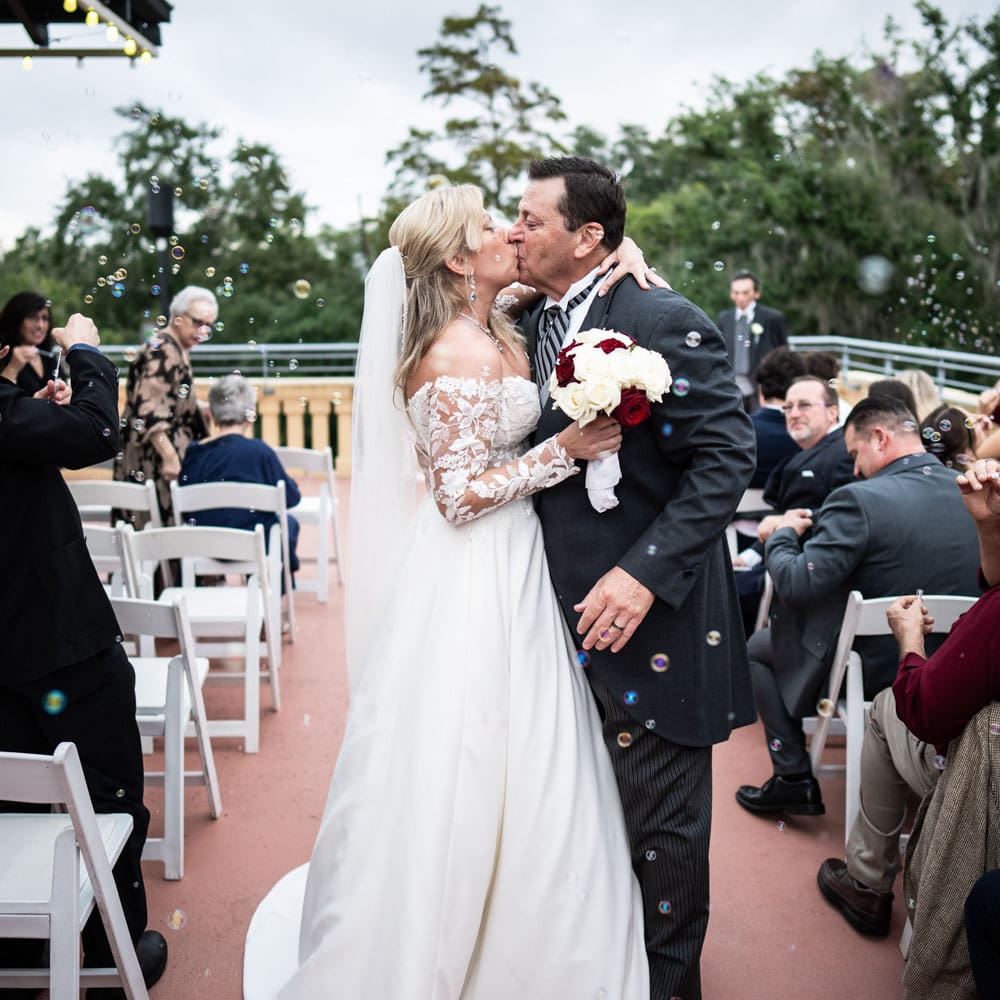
left=135, top=476, right=907, bottom=999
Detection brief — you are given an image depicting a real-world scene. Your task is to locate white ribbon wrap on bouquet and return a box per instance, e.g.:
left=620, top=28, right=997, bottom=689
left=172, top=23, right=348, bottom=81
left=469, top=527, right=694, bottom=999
left=586, top=454, right=621, bottom=513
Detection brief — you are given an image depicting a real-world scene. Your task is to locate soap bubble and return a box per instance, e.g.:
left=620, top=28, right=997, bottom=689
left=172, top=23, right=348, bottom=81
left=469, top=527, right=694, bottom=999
left=857, top=255, right=894, bottom=295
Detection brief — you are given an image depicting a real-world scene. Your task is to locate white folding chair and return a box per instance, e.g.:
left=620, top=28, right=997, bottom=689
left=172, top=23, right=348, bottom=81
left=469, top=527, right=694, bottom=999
left=809, top=590, right=977, bottom=841
left=0, top=742, right=148, bottom=999
left=275, top=446, right=344, bottom=600
left=120, top=524, right=277, bottom=754
left=112, top=595, right=222, bottom=879
left=726, top=487, right=770, bottom=557
left=171, top=479, right=295, bottom=641
left=68, top=478, right=162, bottom=529
left=81, top=523, right=128, bottom=598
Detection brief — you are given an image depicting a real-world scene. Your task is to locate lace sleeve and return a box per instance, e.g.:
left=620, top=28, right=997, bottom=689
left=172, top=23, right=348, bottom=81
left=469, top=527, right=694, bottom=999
left=424, top=377, right=578, bottom=525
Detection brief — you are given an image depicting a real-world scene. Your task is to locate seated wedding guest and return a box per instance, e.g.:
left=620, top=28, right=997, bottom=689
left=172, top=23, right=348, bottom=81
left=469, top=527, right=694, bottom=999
left=735, top=397, right=981, bottom=817
left=816, top=457, right=999, bottom=944
left=803, top=350, right=851, bottom=423
left=888, top=456, right=1000, bottom=1000
left=114, top=285, right=217, bottom=528
left=0, top=313, right=167, bottom=995
left=921, top=403, right=980, bottom=469
left=0, top=290, right=69, bottom=395
left=179, top=374, right=301, bottom=577
left=867, top=378, right=918, bottom=421
left=749, top=347, right=807, bottom=488
left=898, top=368, right=941, bottom=421
left=732, top=374, right=855, bottom=635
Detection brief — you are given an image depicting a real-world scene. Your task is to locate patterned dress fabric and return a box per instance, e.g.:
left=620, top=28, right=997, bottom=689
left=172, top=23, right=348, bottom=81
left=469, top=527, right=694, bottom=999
left=113, top=332, right=207, bottom=526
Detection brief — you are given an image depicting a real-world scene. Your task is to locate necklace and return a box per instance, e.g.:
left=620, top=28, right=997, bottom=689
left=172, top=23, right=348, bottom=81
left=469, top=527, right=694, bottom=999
left=459, top=312, right=505, bottom=353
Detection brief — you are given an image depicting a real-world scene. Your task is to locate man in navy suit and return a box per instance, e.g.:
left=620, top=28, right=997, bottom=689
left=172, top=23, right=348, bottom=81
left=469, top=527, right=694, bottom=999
left=717, top=270, right=789, bottom=412
left=749, top=347, right=807, bottom=489
left=509, top=156, right=756, bottom=1000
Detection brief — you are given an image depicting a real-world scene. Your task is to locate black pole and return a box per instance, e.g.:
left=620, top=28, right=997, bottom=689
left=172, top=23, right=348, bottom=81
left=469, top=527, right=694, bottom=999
left=147, top=185, right=174, bottom=318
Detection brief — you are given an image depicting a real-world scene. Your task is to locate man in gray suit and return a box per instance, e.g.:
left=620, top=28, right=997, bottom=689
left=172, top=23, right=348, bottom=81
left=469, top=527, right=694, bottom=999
left=736, top=396, right=981, bottom=816
left=508, top=156, right=756, bottom=1000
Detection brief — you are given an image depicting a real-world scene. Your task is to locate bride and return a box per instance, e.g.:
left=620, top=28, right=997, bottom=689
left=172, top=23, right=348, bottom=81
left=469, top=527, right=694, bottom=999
left=264, top=185, right=650, bottom=998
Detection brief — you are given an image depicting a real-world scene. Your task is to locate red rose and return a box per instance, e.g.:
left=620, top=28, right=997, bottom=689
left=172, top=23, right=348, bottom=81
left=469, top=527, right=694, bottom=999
left=596, top=337, right=629, bottom=354
left=554, top=351, right=578, bottom=387
left=613, top=387, right=651, bottom=428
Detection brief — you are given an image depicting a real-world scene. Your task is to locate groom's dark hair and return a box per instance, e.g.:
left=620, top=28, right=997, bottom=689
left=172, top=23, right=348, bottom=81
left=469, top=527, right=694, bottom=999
left=528, top=157, right=626, bottom=252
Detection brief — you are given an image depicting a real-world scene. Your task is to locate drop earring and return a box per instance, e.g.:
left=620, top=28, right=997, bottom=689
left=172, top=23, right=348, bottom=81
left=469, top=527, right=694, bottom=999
left=468, top=268, right=477, bottom=302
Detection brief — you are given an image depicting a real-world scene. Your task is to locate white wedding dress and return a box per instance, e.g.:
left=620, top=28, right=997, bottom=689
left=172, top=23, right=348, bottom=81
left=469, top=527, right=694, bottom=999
left=273, top=375, right=648, bottom=999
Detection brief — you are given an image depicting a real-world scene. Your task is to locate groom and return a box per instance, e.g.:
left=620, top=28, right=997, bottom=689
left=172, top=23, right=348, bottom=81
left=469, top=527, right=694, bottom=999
left=509, top=157, right=756, bottom=999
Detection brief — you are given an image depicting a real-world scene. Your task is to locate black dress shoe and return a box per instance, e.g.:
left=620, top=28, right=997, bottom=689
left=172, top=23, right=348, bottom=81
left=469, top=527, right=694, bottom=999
left=87, top=930, right=168, bottom=997
left=735, top=773, right=825, bottom=815
left=817, top=858, right=893, bottom=936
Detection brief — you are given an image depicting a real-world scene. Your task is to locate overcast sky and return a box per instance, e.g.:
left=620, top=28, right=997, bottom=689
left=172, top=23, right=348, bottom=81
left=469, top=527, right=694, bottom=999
left=1, top=0, right=994, bottom=250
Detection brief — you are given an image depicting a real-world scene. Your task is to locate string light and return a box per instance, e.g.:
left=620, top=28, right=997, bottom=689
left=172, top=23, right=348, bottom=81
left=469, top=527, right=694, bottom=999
left=123, top=37, right=137, bottom=56
left=63, top=0, right=78, bottom=12
left=139, top=49, right=152, bottom=64
left=21, top=55, right=33, bottom=70
left=84, top=9, right=99, bottom=26
left=105, top=22, right=119, bottom=41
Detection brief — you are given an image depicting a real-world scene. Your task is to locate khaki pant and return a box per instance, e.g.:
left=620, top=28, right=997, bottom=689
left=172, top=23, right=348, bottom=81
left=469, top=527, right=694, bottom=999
left=845, top=687, right=939, bottom=892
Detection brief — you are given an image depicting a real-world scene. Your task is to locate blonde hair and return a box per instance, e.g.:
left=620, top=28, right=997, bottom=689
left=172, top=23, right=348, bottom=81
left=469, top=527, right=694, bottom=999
left=898, top=369, right=941, bottom=421
left=389, top=184, right=522, bottom=396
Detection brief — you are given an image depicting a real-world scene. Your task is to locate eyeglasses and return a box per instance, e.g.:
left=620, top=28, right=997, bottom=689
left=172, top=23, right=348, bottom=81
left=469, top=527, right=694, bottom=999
left=183, top=313, right=215, bottom=330
left=781, top=401, right=836, bottom=415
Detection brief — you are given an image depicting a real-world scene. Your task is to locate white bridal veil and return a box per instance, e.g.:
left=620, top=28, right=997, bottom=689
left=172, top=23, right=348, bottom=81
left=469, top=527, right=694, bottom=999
left=345, top=246, right=421, bottom=687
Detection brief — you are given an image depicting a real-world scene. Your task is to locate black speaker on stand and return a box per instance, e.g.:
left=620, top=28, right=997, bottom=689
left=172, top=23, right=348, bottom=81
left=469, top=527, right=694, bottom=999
left=147, top=186, right=174, bottom=321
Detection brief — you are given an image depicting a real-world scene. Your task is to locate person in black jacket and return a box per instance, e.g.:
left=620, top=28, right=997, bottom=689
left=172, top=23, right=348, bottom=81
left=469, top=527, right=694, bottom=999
left=0, top=313, right=167, bottom=996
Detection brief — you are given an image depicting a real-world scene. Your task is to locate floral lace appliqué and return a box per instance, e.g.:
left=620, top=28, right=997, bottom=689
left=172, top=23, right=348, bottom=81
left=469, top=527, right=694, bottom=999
left=409, top=375, right=577, bottom=525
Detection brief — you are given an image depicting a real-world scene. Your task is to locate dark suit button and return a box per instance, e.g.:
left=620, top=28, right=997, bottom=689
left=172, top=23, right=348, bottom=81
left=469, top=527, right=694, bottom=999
left=682, top=569, right=694, bottom=578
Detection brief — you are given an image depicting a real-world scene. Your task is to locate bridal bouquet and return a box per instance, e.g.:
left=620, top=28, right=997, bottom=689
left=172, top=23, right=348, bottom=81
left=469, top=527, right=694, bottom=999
left=548, top=329, right=672, bottom=512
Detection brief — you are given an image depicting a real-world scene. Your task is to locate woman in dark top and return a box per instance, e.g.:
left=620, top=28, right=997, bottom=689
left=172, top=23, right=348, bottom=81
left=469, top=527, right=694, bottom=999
left=0, top=291, right=68, bottom=394
left=179, top=374, right=301, bottom=574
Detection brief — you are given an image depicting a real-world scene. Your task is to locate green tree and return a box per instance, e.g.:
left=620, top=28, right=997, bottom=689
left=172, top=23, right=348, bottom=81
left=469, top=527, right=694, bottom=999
left=0, top=104, right=363, bottom=346
left=385, top=4, right=567, bottom=216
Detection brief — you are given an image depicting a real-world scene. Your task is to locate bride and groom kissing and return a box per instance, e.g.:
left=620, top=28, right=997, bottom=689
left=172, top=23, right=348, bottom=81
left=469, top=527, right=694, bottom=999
left=254, top=157, right=757, bottom=1000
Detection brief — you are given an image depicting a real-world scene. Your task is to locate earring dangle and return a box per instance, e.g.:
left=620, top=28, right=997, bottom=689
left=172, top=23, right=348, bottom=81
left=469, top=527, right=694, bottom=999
left=468, top=268, right=477, bottom=302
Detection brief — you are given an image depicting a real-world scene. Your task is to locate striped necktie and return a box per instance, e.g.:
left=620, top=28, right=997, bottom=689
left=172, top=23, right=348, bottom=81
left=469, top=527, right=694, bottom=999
left=534, top=272, right=605, bottom=389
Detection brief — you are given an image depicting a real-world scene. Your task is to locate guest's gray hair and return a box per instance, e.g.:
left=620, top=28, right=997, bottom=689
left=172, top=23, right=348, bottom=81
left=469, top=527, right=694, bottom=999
left=169, top=285, right=218, bottom=322
left=208, top=374, right=257, bottom=426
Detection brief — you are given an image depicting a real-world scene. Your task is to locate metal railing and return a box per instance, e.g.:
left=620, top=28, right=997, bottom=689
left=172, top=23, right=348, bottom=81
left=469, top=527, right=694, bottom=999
left=99, top=335, right=1000, bottom=396
left=788, top=335, right=1000, bottom=396
left=102, top=341, right=360, bottom=380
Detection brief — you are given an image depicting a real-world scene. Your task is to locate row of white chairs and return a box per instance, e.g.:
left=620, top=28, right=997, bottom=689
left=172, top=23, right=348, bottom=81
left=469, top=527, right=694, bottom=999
left=68, top=445, right=343, bottom=603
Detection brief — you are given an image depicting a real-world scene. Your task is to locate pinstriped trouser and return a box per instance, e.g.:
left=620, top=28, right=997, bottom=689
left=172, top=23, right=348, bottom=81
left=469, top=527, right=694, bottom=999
left=589, top=676, right=713, bottom=1000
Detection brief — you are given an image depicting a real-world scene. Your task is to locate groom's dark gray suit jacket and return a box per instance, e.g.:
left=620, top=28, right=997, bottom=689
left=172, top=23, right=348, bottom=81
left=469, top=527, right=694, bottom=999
left=527, top=278, right=758, bottom=747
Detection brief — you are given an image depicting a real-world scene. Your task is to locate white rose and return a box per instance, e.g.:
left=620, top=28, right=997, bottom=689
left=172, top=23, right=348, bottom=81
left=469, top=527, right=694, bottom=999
left=567, top=345, right=605, bottom=382
left=751, top=322, right=764, bottom=336
left=605, top=348, right=637, bottom=384
left=583, top=375, right=622, bottom=414
left=552, top=382, right=593, bottom=422
left=634, top=352, right=671, bottom=398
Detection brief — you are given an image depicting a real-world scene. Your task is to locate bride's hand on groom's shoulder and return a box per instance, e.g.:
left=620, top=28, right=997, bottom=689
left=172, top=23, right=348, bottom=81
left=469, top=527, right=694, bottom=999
left=597, top=237, right=671, bottom=296
left=573, top=566, right=655, bottom=654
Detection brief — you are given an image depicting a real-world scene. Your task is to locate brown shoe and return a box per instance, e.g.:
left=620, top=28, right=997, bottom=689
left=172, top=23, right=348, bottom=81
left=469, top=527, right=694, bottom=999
left=817, top=858, right=893, bottom=936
